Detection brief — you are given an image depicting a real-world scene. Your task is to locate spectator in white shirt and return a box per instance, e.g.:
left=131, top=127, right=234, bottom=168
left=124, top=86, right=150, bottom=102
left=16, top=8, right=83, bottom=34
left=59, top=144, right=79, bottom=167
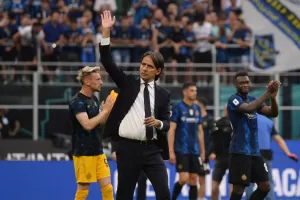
left=93, top=0, right=117, bottom=13
left=193, top=12, right=213, bottom=86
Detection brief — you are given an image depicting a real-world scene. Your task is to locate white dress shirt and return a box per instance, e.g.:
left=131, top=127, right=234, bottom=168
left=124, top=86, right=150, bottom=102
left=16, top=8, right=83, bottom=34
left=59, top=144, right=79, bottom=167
left=100, top=37, right=163, bottom=141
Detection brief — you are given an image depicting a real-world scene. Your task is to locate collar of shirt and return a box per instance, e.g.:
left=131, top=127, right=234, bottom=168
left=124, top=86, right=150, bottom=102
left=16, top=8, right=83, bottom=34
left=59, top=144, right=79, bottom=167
left=140, top=79, right=155, bottom=88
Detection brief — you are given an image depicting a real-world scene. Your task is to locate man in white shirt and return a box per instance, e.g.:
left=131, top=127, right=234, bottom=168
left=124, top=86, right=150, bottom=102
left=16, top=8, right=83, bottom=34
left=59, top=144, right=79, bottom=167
left=193, top=12, right=213, bottom=86
left=93, top=0, right=117, bottom=13
left=13, top=22, right=46, bottom=82
left=99, top=10, right=171, bottom=200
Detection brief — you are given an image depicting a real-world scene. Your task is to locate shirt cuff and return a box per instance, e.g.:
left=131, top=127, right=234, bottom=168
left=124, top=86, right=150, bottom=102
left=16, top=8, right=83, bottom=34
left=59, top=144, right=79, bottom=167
left=156, top=120, right=163, bottom=130
left=101, top=37, right=110, bottom=46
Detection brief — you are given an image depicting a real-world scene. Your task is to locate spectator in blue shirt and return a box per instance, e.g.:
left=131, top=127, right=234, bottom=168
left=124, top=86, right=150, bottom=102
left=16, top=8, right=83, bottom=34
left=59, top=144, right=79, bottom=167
left=0, top=13, right=18, bottom=84
left=82, top=10, right=96, bottom=34
left=81, top=28, right=96, bottom=63
left=180, top=21, right=196, bottom=82
left=62, top=18, right=82, bottom=57
left=227, top=18, right=251, bottom=77
left=6, top=0, right=26, bottom=15
left=211, top=13, right=231, bottom=84
left=225, top=0, right=239, bottom=19
left=32, top=0, right=51, bottom=24
left=179, top=0, right=194, bottom=17
left=152, top=16, right=172, bottom=61
left=133, top=18, right=152, bottom=62
left=42, top=10, right=65, bottom=82
left=132, top=0, right=157, bottom=24
left=169, top=16, right=185, bottom=85
left=60, top=17, right=82, bottom=81
left=111, top=15, right=133, bottom=69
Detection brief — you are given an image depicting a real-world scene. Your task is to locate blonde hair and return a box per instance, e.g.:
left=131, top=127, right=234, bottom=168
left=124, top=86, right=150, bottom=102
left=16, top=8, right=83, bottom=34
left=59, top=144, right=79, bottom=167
left=76, top=66, right=101, bottom=84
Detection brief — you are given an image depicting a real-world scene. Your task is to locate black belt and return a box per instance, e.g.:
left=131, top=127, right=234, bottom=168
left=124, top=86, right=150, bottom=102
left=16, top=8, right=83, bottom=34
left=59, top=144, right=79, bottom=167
left=119, top=137, right=155, bottom=145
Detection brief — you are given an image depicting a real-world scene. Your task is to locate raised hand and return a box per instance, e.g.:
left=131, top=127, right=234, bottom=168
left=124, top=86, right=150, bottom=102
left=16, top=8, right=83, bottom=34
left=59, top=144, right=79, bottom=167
left=101, top=10, right=116, bottom=29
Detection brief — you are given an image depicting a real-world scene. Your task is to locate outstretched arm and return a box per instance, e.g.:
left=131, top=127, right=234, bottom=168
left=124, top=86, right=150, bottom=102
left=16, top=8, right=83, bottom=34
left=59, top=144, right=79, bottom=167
left=99, top=10, right=126, bottom=88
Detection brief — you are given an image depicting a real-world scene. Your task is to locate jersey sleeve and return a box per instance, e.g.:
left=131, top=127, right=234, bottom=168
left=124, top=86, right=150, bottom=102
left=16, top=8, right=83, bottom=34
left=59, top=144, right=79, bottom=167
left=227, top=95, right=244, bottom=111
left=72, top=99, right=86, bottom=115
left=170, top=104, right=180, bottom=123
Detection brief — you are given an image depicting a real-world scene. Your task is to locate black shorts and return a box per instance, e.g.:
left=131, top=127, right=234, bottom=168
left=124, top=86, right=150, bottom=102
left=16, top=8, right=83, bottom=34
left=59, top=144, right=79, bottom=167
left=229, top=154, right=269, bottom=186
left=175, top=153, right=202, bottom=175
left=212, top=156, right=229, bottom=182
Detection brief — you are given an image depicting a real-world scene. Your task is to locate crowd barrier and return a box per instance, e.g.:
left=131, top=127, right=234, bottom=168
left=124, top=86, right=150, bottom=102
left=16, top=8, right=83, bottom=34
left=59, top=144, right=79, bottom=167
left=0, top=140, right=299, bottom=199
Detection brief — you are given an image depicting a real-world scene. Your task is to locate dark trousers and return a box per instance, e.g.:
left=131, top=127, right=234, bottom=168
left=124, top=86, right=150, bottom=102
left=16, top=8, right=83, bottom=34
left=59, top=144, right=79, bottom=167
left=136, top=171, right=147, bottom=200
left=116, top=140, right=170, bottom=200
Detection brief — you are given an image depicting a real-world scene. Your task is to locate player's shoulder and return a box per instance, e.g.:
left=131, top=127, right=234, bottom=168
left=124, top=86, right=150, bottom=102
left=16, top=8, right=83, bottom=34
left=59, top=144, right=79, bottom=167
left=228, top=93, right=240, bottom=101
left=70, top=93, right=85, bottom=106
left=228, top=93, right=241, bottom=104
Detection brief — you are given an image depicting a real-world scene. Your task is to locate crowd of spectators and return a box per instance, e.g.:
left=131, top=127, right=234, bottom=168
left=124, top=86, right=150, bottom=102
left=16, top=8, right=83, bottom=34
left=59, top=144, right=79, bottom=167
left=0, top=0, right=251, bottom=85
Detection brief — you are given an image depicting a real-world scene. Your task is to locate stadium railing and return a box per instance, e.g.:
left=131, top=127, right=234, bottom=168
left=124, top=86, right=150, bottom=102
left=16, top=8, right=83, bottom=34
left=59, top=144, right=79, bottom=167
left=0, top=42, right=299, bottom=140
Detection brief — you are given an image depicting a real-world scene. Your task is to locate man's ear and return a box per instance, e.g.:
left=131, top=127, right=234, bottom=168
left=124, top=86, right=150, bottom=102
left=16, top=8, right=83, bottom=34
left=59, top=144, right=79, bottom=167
left=156, top=68, right=162, bottom=76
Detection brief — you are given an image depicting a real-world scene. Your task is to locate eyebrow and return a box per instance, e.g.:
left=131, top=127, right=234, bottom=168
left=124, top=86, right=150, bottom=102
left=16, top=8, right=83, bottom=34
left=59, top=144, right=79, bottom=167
left=142, top=62, right=154, bottom=68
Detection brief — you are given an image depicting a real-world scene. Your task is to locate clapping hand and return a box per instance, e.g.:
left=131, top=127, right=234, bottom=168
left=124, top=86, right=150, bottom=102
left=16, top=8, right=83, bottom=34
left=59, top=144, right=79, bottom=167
left=266, top=80, right=281, bottom=98
left=101, top=95, right=115, bottom=113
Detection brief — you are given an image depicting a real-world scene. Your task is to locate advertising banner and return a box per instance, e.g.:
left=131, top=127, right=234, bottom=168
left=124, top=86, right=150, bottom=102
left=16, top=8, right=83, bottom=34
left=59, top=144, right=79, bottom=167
left=0, top=141, right=299, bottom=199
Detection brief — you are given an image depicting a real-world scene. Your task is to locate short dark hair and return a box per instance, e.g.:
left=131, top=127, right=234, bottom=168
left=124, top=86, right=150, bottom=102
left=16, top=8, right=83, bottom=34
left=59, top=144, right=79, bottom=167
left=69, top=17, right=77, bottom=24
left=33, top=22, right=43, bottom=27
left=51, top=9, right=59, bottom=16
left=182, top=82, right=197, bottom=90
left=141, top=51, right=165, bottom=81
left=194, top=12, right=205, bottom=22
left=197, top=97, right=208, bottom=107
left=235, top=70, right=248, bottom=80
